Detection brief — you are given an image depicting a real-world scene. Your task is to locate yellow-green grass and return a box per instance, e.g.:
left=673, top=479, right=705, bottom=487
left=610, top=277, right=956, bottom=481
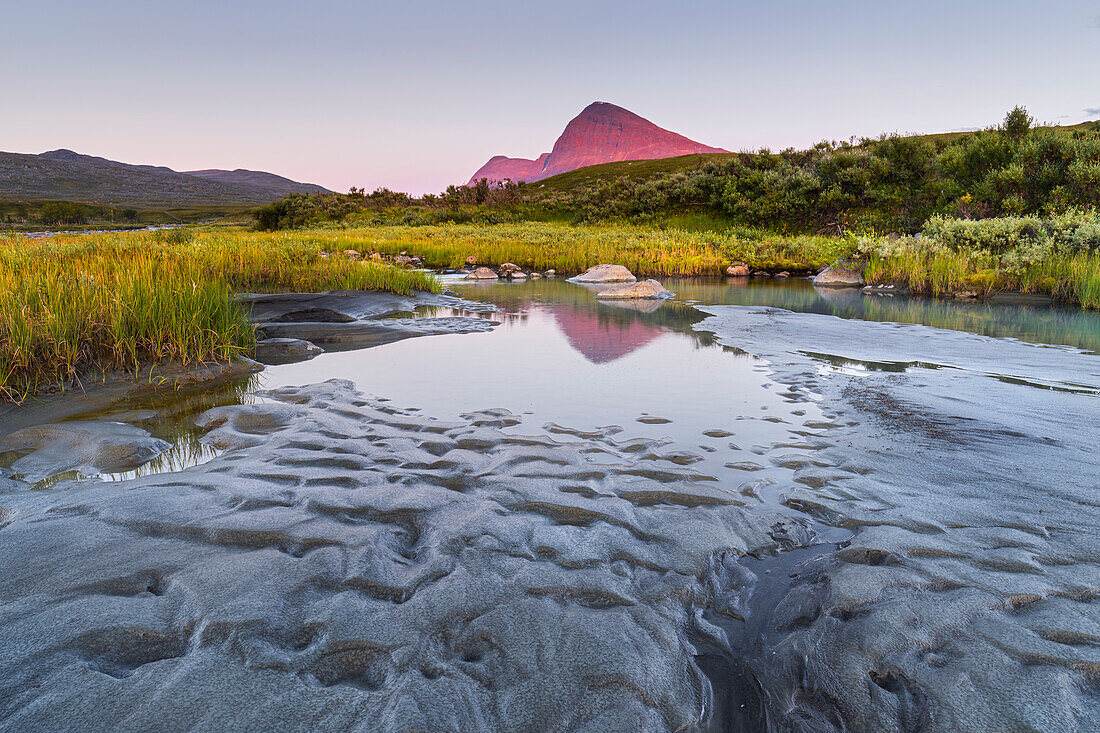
left=286, top=222, right=853, bottom=276
left=0, top=230, right=438, bottom=401
left=865, top=247, right=1100, bottom=308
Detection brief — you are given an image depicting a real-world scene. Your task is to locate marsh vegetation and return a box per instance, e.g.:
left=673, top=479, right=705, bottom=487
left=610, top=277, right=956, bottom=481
left=0, top=230, right=437, bottom=400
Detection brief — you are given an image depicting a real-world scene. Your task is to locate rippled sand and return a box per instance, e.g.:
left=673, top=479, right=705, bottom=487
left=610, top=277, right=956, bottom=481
left=2, top=285, right=1098, bottom=731
left=0, top=379, right=816, bottom=731
left=693, top=305, right=1100, bottom=731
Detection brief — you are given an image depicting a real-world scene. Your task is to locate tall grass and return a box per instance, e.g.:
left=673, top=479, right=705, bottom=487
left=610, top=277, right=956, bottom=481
left=861, top=227, right=1100, bottom=309
left=0, top=230, right=438, bottom=401
left=269, top=222, right=852, bottom=275
left=864, top=248, right=1100, bottom=308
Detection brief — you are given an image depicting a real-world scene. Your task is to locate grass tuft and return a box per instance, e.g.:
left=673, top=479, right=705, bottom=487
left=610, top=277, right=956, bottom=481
left=0, top=230, right=438, bottom=401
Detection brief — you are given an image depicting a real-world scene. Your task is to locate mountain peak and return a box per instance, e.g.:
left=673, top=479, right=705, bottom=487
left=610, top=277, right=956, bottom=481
left=40, top=149, right=86, bottom=162
left=576, top=101, right=639, bottom=117
left=468, top=102, right=726, bottom=185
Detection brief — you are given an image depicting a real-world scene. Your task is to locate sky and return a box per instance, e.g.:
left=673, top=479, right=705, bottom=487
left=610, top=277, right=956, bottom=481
left=3, top=0, right=1098, bottom=194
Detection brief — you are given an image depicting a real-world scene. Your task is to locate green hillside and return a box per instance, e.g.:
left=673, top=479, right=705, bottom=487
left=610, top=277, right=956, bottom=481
left=529, top=118, right=1100, bottom=195
left=528, top=153, right=738, bottom=192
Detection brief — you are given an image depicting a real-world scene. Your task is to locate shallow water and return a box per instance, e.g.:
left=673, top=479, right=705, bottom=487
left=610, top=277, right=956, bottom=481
left=2, top=276, right=1099, bottom=731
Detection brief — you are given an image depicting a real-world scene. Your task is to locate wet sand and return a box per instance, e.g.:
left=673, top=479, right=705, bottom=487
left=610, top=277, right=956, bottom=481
left=2, top=280, right=1099, bottom=731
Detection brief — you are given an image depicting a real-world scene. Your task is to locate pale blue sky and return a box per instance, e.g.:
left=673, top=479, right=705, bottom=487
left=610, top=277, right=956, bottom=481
left=3, top=1, right=1098, bottom=193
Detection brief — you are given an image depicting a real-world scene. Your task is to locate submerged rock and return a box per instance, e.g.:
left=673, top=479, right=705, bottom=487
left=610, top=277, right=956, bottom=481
left=252, top=337, right=323, bottom=366
left=595, top=279, right=674, bottom=300
left=813, top=261, right=864, bottom=287
left=0, top=421, right=170, bottom=482
left=465, top=267, right=499, bottom=280
left=568, top=264, right=637, bottom=283
left=241, top=290, right=498, bottom=353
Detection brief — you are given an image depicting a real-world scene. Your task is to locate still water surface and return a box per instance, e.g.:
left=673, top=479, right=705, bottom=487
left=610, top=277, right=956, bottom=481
left=15, top=276, right=1098, bottom=486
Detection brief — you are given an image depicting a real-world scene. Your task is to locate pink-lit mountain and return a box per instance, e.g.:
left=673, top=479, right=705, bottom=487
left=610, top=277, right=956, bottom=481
left=468, top=102, right=727, bottom=185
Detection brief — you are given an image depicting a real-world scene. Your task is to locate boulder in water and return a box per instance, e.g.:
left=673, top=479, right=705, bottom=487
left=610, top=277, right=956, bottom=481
left=465, top=267, right=499, bottom=280
left=568, top=264, right=637, bottom=283
left=595, top=279, right=674, bottom=300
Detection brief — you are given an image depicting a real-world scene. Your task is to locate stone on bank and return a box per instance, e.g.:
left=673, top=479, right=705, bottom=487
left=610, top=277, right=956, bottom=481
left=813, top=261, right=865, bottom=287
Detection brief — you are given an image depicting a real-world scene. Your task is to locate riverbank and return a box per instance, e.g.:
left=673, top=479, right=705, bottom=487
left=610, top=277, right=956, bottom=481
left=5, top=213, right=1098, bottom=400
left=263, top=217, right=1100, bottom=307
left=0, top=231, right=439, bottom=401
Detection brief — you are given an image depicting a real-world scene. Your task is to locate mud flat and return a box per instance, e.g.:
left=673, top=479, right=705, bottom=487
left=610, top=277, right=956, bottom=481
left=692, top=305, right=1100, bottom=731
left=0, top=379, right=815, bottom=731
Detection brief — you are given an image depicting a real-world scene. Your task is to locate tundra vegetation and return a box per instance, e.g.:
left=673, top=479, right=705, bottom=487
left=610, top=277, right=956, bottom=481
left=0, top=230, right=437, bottom=401
left=255, top=108, right=1100, bottom=233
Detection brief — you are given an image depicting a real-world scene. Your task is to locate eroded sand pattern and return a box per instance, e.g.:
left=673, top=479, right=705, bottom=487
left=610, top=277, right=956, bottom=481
left=2, top=279, right=1099, bottom=731
left=0, top=379, right=816, bottom=731
left=694, top=305, right=1100, bottom=731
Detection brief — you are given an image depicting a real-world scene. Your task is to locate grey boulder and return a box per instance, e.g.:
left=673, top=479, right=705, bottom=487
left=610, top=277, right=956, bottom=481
left=568, top=264, right=637, bottom=283
left=595, top=279, right=674, bottom=300
left=813, top=262, right=864, bottom=287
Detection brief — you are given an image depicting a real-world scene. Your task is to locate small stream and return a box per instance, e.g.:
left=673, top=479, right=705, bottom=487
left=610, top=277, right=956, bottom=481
left=1, top=276, right=1098, bottom=731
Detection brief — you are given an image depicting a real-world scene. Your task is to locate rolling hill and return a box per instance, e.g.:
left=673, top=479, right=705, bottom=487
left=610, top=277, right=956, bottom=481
left=0, top=149, right=331, bottom=208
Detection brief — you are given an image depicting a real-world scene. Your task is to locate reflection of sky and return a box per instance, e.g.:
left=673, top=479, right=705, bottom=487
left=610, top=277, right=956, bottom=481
left=261, top=292, right=819, bottom=504
left=262, top=303, right=795, bottom=430
left=11, top=277, right=1100, bottom=490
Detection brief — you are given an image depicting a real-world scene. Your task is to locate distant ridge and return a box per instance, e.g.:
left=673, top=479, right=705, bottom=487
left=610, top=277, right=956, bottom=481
left=468, top=102, right=727, bottom=185
left=182, top=168, right=330, bottom=195
left=0, top=149, right=331, bottom=208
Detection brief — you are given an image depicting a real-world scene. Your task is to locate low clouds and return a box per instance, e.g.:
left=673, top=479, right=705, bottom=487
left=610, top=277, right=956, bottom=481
left=1086, top=108, right=1100, bottom=117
